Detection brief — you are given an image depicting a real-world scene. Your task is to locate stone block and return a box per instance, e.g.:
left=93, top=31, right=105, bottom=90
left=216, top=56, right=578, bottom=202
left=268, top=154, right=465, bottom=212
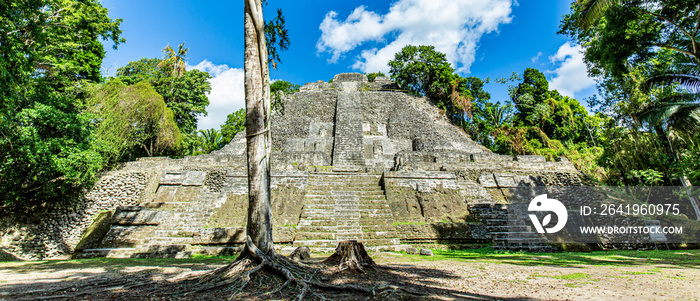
left=112, top=209, right=164, bottom=225
left=192, top=228, right=245, bottom=245
left=333, top=73, right=367, bottom=83
left=160, top=171, right=183, bottom=185
left=182, top=171, right=206, bottom=186
left=419, top=249, right=434, bottom=256
left=101, top=226, right=155, bottom=248
left=495, top=175, right=516, bottom=188
left=478, top=174, right=498, bottom=188
left=516, top=155, right=546, bottom=163
left=406, top=247, right=419, bottom=254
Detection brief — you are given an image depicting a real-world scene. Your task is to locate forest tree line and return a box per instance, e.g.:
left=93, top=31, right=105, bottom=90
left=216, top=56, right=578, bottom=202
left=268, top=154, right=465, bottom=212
left=1, top=0, right=698, bottom=216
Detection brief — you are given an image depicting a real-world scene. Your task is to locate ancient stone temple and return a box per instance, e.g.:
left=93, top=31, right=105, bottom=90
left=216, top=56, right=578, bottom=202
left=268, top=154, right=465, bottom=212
left=1, top=73, right=587, bottom=260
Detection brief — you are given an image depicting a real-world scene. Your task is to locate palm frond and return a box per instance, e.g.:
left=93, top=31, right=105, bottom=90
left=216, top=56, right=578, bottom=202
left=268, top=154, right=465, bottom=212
left=645, top=73, right=700, bottom=93
left=637, top=101, right=700, bottom=131
left=578, top=0, right=619, bottom=29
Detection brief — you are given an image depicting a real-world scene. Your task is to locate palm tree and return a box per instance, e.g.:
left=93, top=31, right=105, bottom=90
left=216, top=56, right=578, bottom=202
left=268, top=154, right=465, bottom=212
left=576, top=0, right=618, bottom=30
left=158, top=43, right=189, bottom=77
left=483, top=101, right=514, bottom=128
left=198, top=128, right=223, bottom=153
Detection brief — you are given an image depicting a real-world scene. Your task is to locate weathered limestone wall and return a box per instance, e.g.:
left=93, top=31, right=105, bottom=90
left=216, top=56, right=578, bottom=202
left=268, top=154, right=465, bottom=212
left=1, top=73, right=590, bottom=260
left=381, top=168, right=586, bottom=244
left=0, top=171, right=149, bottom=260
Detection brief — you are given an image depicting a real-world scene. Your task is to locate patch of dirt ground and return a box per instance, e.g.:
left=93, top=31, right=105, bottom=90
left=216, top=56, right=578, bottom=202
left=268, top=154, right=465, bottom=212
left=1, top=252, right=699, bottom=300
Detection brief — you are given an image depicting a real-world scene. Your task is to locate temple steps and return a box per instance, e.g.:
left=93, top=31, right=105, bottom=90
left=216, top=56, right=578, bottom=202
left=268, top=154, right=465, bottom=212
left=469, top=203, right=558, bottom=252
left=294, top=172, right=399, bottom=249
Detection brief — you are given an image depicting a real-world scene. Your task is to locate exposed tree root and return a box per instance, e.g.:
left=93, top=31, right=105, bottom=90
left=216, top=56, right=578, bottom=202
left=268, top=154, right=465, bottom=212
left=176, top=240, right=422, bottom=300
left=17, top=241, right=422, bottom=300
left=16, top=274, right=157, bottom=300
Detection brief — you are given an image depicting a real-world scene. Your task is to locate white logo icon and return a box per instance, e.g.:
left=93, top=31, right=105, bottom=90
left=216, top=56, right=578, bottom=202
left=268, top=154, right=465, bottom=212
left=528, top=194, right=568, bottom=234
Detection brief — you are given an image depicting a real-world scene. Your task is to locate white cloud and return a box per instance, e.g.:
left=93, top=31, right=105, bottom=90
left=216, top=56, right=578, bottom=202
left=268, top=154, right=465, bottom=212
left=548, top=42, right=596, bottom=98
left=531, top=51, right=542, bottom=63
left=316, top=0, right=514, bottom=74
left=187, top=60, right=245, bottom=131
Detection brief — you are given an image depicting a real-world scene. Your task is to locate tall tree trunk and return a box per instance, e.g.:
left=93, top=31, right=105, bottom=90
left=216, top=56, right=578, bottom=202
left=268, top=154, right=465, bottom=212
left=244, top=0, right=273, bottom=256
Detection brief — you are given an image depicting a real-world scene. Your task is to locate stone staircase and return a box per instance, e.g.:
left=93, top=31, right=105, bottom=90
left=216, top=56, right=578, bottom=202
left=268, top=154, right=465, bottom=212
left=78, top=189, right=224, bottom=258
left=294, top=172, right=399, bottom=250
left=469, top=203, right=557, bottom=252
left=332, top=84, right=366, bottom=172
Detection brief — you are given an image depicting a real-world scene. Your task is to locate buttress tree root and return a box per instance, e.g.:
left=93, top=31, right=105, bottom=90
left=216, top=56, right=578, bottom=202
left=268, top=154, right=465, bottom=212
left=176, top=239, right=421, bottom=300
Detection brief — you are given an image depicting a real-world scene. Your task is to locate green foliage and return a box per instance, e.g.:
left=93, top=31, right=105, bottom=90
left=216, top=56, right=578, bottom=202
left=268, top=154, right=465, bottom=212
left=561, top=0, right=699, bottom=85
left=221, top=108, right=246, bottom=144
left=511, top=68, right=593, bottom=143
left=389, top=45, right=456, bottom=99
left=628, top=169, right=664, bottom=186
left=388, top=45, right=490, bottom=126
left=561, top=0, right=700, bottom=185
left=86, top=80, right=181, bottom=162
left=116, top=56, right=212, bottom=135
left=265, top=9, right=290, bottom=70
left=466, top=100, right=514, bottom=148
left=467, top=68, right=609, bottom=183
left=366, top=72, right=386, bottom=82
left=0, top=0, right=123, bottom=214
left=270, top=80, right=300, bottom=115
left=195, top=129, right=224, bottom=154
left=158, top=43, right=188, bottom=77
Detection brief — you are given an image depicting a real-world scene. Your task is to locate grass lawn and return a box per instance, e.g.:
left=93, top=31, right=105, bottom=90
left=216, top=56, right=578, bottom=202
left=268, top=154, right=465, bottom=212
left=2, top=247, right=699, bottom=271
left=393, top=247, right=700, bottom=267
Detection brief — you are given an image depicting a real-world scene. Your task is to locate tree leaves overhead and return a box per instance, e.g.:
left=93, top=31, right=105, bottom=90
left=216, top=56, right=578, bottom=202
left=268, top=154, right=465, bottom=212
left=576, top=0, right=619, bottom=30
left=561, top=0, right=700, bottom=185
left=562, top=0, right=700, bottom=82
left=265, top=8, right=290, bottom=70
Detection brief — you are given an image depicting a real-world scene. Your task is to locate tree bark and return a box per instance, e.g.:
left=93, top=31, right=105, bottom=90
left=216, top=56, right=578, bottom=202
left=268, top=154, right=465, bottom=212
left=244, top=0, right=273, bottom=256
left=322, top=240, right=377, bottom=272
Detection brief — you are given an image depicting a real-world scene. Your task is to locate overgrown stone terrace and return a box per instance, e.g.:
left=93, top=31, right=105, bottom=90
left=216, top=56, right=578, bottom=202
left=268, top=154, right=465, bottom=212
left=1, top=73, right=586, bottom=260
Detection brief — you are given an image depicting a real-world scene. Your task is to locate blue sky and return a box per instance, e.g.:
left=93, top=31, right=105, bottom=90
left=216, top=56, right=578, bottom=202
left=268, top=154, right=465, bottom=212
left=101, top=0, right=598, bottom=130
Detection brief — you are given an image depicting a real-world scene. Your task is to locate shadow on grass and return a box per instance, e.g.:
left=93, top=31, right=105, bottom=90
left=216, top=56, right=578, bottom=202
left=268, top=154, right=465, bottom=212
left=1, top=255, right=544, bottom=301
left=424, top=247, right=700, bottom=268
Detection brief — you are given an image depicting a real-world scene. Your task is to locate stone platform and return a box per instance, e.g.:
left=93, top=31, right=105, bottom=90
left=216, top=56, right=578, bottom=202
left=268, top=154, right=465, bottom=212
left=2, top=73, right=588, bottom=260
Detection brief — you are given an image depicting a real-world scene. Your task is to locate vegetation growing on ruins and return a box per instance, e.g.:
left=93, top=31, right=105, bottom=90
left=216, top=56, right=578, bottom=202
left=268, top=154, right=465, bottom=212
left=1, top=0, right=698, bottom=219
left=388, top=0, right=700, bottom=188
left=86, top=80, right=182, bottom=163
left=115, top=52, right=213, bottom=156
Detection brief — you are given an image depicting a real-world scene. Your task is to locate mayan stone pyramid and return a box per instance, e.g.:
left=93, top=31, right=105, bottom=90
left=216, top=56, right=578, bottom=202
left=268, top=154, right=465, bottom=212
left=9, top=73, right=586, bottom=259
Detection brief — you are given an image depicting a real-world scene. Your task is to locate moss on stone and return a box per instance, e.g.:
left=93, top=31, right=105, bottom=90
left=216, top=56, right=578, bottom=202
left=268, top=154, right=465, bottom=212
left=206, top=185, right=305, bottom=229
left=415, top=186, right=470, bottom=223
left=206, top=194, right=247, bottom=228
left=385, top=185, right=424, bottom=223
left=74, top=210, right=113, bottom=252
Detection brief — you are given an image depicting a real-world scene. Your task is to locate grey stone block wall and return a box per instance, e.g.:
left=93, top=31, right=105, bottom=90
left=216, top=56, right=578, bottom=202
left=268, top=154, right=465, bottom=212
left=0, top=171, right=149, bottom=260
left=1, top=73, right=592, bottom=260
